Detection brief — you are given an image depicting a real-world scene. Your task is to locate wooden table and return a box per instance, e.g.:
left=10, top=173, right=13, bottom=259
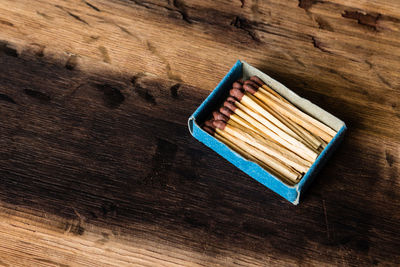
left=0, top=0, right=399, bottom=266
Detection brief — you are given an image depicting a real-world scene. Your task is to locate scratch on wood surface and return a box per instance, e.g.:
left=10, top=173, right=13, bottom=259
left=0, top=19, right=13, bottom=27
left=23, top=89, right=51, bottom=102
left=0, top=93, right=16, bottom=104
left=83, top=0, right=101, bottom=12
left=36, top=11, right=53, bottom=20
left=34, top=258, right=69, bottom=267
left=376, top=73, right=392, bottom=88
left=311, top=36, right=331, bottom=53
left=55, top=5, right=89, bottom=25
left=322, top=200, right=330, bottom=239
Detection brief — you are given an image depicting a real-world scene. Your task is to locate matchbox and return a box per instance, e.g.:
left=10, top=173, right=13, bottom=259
left=188, top=60, right=346, bottom=205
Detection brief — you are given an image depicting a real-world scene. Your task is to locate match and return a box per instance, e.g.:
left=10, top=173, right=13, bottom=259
left=209, top=120, right=301, bottom=182
left=243, top=80, right=336, bottom=142
left=229, top=88, right=318, bottom=162
left=201, top=75, right=337, bottom=184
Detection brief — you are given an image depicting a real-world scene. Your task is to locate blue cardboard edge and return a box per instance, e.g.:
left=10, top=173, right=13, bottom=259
left=188, top=60, right=243, bottom=133
left=188, top=60, right=347, bottom=205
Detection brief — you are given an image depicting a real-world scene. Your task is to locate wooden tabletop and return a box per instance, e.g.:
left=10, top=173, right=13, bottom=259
left=0, top=0, right=399, bottom=266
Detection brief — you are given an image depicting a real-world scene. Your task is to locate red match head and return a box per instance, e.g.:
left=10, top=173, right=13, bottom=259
left=230, top=88, right=244, bottom=100
left=204, top=119, right=215, bottom=128
left=212, top=111, right=229, bottom=122
left=203, top=126, right=215, bottom=135
left=232, top=81, right=243, bottom=90
left=219, top=106, right=233, bottom=117
left=243, top=81, right=258, bottom=95
left=223, top=101, right=237, bottom=112
left=226, top=96, right=238, bottom=103
left=213, top=120, right=227, bottom=130
left=250, top=76, right=265, bottom=87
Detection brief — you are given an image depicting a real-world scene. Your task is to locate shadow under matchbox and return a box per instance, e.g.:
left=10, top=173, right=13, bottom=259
left=188, top=60, right=347, bottom=205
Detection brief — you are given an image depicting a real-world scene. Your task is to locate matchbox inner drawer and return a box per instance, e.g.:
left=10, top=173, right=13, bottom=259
left=188, top=60, right=346, bottom=205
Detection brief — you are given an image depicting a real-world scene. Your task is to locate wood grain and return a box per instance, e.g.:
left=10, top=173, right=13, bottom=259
left=0, top=0, right=399, bottom=266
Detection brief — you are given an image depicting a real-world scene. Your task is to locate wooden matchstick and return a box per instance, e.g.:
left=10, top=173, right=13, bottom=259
left=224, top=99, right=316, bottom=162
left=230, top=88, right=318, bottom=162
left=243, top=82, right=335, bottom=142
left=247, top=77, right=337, bottom=138
left=232, top=82, right=308, bottom=144
left=212, top=121, right=301, bottom=182
left=213, top=111, right=312, bottom=169
left=203, top=125, right=295, bottom=185
left=214, top=120, right=310, bottom=173
left=245, top=90, right=322, bottom=151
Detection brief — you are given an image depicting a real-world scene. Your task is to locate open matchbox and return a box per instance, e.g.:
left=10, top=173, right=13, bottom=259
left=188, top=60, right=347, bottom=205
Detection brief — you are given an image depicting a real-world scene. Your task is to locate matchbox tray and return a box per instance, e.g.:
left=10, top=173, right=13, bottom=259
left=188, top=60, right=346, bottom=205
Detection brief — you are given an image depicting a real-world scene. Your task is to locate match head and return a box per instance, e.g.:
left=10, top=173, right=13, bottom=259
left=204, top=119, right=215, bottom=128
left=213, top=120, right=227, bottom=130
left=223, top=101, right=237, bottom=112
left=203, top=126, right=215, bottom=135
left=212, top=111, right=229, bottom=122
left=230, top=88, right=244, bottom=100
left=232, top=81, right=243, bottom=90
left=219, top=106, right=234, bottom=118
left=243, top=81, right=258, bottom=95
left=250, top=76, right=265, bottom=87
left=226, top=96, right=238, bottom=103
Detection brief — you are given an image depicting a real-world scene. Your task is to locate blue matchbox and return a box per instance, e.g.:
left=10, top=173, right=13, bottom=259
left=188, top=60, right=347, bottom=205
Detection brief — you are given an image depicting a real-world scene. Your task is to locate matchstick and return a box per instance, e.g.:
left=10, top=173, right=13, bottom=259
left=232, top=82, right=308, bottom=144
left=245, top=90, right=322, bottom=151
left=213, top=119, right=310, bottom=173
left=247, top=77, right=337, bottom=139
left=230, top=88, right=318, bottom=162
left=212, top=121, right=301, bottom=182
left=243, top=82, right=335, bottom=142
left=224, top=99, right=316, bottom=162
left=232, top=83, right=306, bottom=142
left=202, top=125, right=295, bottom=185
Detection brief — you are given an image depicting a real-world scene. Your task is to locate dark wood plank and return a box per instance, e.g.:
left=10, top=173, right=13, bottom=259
left=0, top=0, right=399, bottom=265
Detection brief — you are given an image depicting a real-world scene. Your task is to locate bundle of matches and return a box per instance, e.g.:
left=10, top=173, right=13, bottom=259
left=202, top=76, right=337, bottom=185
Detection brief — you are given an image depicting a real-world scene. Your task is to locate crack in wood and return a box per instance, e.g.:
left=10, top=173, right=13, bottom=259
left=298, top=0, right=319, bottom=11
left=170, top=83, right=181, bottom=98
left=23, top=89, right=51, bottom=102
left=230, top=16, right=260, bottom=42
left=0, top=19, right=13, bottom=27
left=55, top=5, right=89, bottom=25
left=311, top=36, right=331, bottom=53
left=36, top=11, right=53, bottom=20
left=0, top=93, right=16, bottom=104
left=83, top=0, right=100, bottom=12
left=342, top=10, right=381, bottom=31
